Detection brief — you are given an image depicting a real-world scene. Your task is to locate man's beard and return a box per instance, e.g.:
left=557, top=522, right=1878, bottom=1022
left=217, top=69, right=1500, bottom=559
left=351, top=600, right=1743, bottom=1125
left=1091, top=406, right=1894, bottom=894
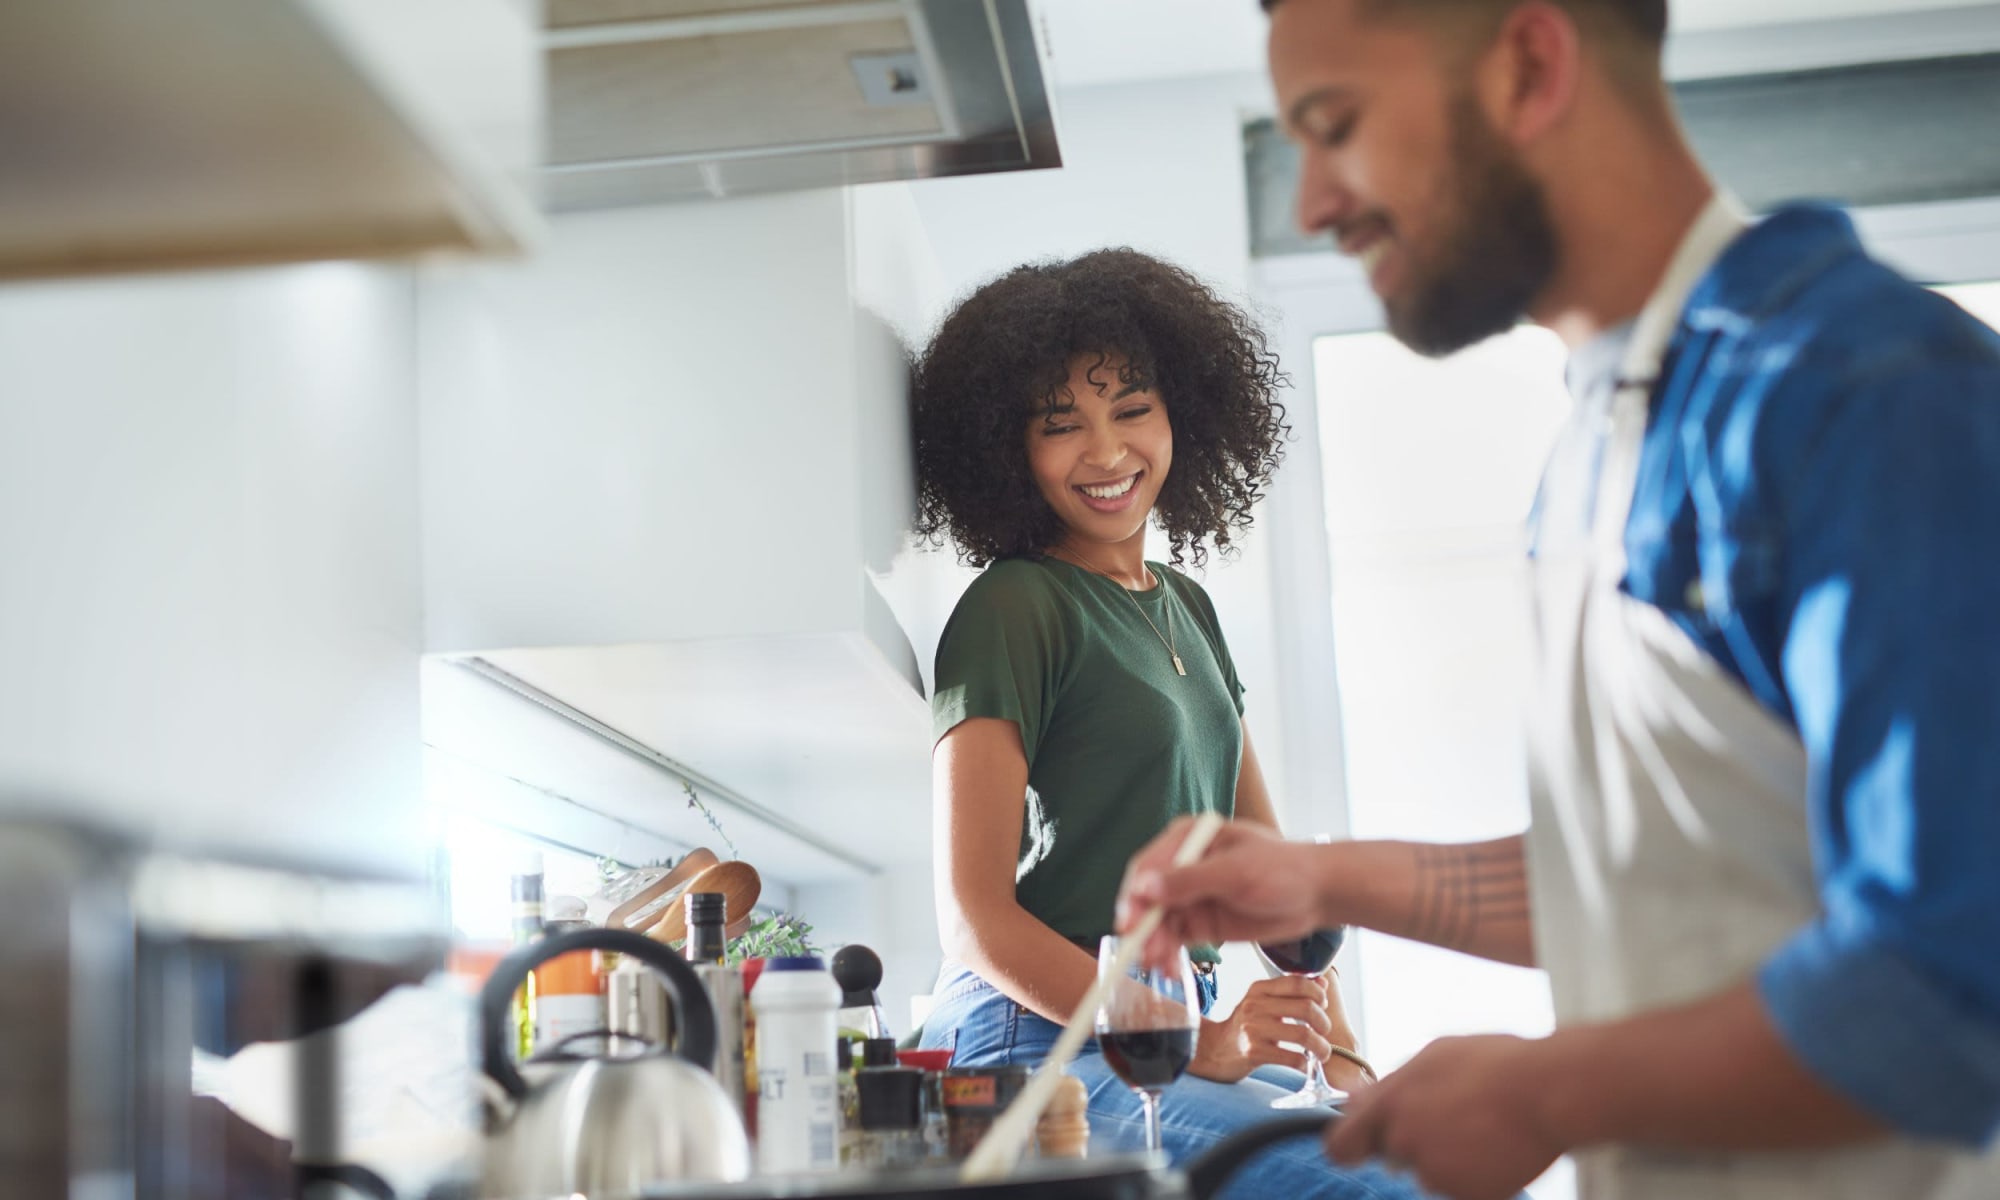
left=1385, top=93, right=1559, bottom=358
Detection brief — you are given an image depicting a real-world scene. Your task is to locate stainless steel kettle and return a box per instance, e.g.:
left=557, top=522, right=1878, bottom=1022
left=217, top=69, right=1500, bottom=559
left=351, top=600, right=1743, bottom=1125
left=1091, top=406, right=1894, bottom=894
left=477, top=926, right=751, bottom=1199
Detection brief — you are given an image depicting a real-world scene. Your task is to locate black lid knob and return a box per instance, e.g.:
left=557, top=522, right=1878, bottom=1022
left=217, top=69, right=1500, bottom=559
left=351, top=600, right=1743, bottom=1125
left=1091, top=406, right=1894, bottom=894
left=831, top=944, right=883, bottom=1006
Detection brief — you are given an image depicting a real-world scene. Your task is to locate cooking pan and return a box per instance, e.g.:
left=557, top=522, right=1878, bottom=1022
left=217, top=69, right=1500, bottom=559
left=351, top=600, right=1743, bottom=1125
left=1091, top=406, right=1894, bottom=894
left=634, top=1112, right=1335, bottom=1200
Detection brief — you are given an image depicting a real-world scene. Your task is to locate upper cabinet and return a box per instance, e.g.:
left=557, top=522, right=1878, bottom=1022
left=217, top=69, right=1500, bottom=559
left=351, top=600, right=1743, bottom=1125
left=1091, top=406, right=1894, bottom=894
left=0, top=0, right=542, bottom=280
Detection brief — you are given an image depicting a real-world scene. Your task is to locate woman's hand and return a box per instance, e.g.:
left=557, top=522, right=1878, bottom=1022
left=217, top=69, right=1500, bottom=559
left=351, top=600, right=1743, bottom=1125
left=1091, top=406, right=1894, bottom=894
left=1188, top=975, right=1336, bottom=1083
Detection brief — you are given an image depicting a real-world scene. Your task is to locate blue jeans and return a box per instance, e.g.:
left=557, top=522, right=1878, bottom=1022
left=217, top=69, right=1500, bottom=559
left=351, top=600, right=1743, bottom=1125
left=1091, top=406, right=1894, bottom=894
left=918, top=964, right=1432, bottom=1200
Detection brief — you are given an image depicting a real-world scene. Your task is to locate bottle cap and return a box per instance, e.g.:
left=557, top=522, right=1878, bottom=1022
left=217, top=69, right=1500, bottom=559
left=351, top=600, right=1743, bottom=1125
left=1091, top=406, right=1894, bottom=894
left=762, top=956, right=826, bottom=972
left=685, top=891, right=727, bottom=925
left=857, top=1067, right=923, bottom=1131
left=861, top=1037, right=898, bottom=1068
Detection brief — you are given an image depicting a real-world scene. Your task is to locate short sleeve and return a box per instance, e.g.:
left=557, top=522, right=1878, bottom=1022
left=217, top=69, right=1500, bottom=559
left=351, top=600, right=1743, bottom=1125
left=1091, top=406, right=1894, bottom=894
left=1163, top=568, right=1246, bottom=716
left=931, top=561, right=1074, bottom=763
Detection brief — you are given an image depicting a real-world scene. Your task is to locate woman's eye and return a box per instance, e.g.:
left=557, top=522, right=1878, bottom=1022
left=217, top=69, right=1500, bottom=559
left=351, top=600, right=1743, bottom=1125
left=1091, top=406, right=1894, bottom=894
left=1117, top=405, right=1153, bottom=420
left=1041, top=423, right=1078, bottom=436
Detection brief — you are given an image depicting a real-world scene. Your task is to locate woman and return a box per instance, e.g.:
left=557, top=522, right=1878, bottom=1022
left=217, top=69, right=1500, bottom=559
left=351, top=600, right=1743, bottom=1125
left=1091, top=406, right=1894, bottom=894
left=913, top=249, right=1417, bottom=1198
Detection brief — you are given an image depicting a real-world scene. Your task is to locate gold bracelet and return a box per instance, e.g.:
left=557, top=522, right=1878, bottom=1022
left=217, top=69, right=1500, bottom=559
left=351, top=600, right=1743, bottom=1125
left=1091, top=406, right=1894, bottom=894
left=1325, top=1043, right=1378, bottom=1081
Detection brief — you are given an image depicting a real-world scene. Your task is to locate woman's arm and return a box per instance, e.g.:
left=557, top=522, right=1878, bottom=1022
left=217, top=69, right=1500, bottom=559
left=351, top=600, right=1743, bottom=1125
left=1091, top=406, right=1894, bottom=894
left=1230, top=722, right=1280, bottom=831
left=1234, top=723, right=1366, bottom=1075
left=933, top=717, right=1100, bottom=1024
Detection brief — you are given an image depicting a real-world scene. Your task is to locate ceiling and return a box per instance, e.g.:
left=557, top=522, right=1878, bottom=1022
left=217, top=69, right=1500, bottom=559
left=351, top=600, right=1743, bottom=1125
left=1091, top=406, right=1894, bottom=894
left=1035, top=0, right=2000, bottom=90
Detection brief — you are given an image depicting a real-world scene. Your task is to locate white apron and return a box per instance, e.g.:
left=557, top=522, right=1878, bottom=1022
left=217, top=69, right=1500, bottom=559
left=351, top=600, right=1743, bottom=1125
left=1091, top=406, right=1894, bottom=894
left=1523, top=195, right=2000, bottom=1200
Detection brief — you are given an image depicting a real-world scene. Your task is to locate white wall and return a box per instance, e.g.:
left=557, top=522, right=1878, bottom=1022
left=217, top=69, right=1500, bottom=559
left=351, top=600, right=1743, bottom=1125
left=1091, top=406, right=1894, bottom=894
left=866, top=71, right=1364, bottom=1023
left=417, top=184, right=952, bottom=1020
left=0, top=263, right=426, bottom=874
left=420, top=190, right=866, bottom=654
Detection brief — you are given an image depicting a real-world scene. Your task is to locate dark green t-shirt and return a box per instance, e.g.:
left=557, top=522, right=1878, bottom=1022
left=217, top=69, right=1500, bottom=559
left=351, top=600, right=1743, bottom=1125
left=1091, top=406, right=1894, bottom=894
left=931, top=556, right=1245, bottom=961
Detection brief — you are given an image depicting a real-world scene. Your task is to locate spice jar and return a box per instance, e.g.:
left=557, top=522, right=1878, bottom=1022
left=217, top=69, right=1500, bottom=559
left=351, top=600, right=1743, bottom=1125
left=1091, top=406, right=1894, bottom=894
left=895, top=1049, right=954, bottom=1162
left=942, top=1064, right=1032, bottom=1160
left=853, top=1067, right=927, bottom=1169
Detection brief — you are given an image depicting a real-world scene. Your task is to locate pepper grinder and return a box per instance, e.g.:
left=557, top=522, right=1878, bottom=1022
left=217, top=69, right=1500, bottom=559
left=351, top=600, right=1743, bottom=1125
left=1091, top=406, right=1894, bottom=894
left=831, top=944, right=889, bottom=1039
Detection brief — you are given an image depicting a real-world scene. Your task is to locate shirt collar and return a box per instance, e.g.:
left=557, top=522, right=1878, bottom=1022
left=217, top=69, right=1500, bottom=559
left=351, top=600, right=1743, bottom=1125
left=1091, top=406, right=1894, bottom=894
left=1685, top=202, right=1866, bottom=329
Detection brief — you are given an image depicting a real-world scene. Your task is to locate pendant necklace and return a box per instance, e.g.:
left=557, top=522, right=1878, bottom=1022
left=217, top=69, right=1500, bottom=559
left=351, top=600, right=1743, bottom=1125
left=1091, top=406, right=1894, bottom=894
left=1058, top=545, right=1187, bottom=676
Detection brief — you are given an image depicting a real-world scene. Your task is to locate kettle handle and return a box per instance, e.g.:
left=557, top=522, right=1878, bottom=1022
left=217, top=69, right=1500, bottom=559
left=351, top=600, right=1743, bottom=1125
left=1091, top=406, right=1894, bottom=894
left=477, top=926, right=719, bottom=1100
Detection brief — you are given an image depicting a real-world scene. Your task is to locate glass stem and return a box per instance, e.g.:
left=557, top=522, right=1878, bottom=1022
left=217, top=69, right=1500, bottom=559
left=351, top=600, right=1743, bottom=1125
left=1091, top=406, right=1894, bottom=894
left=1142, top=1090, right=1164, bottom=1153
left=1305, top=1051, right=1330, bottom=1091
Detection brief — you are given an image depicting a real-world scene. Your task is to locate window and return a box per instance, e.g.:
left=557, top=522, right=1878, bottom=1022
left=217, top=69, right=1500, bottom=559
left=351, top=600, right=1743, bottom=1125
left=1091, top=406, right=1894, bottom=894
left=1938, top=280, right=2000, bottom=329
left=1314, top=324, right=1575, bottom=1199
left=1310, top=281, right=1998, bottom=1200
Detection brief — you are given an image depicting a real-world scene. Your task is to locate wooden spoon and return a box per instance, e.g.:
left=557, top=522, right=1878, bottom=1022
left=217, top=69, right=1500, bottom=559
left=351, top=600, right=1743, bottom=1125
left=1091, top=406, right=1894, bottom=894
left=606, top=847, right=719, bottom=933
left=648, top=860, right=762, bottom=947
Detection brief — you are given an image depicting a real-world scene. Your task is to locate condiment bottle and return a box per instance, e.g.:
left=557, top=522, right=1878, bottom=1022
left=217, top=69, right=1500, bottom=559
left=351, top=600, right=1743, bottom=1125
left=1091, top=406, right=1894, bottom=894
left=836, top=1039, right=862, bottom=1165
left=831, top=944, right=889, bottom=1040
left=741, top=957, right=766, bottom=1136
left=855, top=1067, right=926, bottom=1169
left=1035, top=1073, right=1090, bottom=1159
left=508, top=850, right=545, bottom=1061
left=684, top=891, right=745, bottom=1111
left=532, top=894, right=603, bottom=1056
left=684, top=891, right=728, bottom=965
left=838, top=1037, right=900, bottom=1165
left=751, top=956, right=840, bottom=1174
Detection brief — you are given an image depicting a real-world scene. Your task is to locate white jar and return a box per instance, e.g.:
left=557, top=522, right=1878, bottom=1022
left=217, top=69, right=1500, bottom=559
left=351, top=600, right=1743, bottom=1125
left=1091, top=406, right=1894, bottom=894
left=751, top=956, right=841, bottom=1174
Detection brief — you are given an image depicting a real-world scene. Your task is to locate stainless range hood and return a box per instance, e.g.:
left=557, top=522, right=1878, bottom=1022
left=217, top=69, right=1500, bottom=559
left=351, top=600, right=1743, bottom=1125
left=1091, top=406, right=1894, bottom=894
left=543, top=0, right=1060, bottom=208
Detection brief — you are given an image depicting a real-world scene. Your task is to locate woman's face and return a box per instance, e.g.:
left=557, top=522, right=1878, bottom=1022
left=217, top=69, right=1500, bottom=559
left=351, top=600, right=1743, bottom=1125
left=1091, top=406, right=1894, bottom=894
left=1024, top=351, right=1173, bottom=550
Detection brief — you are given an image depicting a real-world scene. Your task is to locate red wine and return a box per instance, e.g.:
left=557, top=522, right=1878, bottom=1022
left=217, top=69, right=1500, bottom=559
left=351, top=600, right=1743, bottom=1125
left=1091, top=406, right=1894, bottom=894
left=1099, top=1028, right=1195, bottom=1091
left=1259, top=928, right=1343, bottom=976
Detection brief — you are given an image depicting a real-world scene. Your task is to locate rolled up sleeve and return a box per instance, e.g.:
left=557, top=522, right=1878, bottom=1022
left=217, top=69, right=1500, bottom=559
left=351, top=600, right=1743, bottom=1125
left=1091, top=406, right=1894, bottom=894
left=1758, top=356, right=2000, bottom=1146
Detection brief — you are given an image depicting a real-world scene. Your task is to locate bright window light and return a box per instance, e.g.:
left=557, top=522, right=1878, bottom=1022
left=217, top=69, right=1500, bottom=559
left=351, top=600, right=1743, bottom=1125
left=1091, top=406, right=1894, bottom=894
left=1937, top=280, right=2000, bottom=330
left=1315, top=324, right=1574, bottom=1200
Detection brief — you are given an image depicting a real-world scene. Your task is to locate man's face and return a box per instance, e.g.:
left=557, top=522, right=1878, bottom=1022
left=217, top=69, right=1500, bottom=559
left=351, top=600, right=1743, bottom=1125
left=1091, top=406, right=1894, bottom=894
left=1270, top=0, right=1558, bottom=357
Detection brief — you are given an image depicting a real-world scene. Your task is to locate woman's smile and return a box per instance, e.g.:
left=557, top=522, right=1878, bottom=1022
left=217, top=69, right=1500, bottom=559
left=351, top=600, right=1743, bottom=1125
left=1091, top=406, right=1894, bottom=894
left=1075, top=470, right=1144, bottom=512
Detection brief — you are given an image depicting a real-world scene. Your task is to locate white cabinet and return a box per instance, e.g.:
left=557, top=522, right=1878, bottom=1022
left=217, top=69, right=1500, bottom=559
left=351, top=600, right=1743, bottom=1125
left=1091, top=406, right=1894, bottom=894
left=420, top=186, right=947, bottom=885
left=0, top=263, right=426, bottom=875
left=0, top=0, right=540, bottom=280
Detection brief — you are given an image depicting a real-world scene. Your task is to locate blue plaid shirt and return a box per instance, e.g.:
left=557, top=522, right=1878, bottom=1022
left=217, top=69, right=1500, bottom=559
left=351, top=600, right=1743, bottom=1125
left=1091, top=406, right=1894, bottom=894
left=1601, top=203, right=2000, bottom=1145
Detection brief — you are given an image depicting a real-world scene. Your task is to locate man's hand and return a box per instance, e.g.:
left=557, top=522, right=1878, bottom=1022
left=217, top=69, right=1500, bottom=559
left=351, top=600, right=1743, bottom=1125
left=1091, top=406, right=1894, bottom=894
left=1188, top=975, right=1334, bottom=1083
left=1116, top=817, right=1327, bottom=967
left=1329, top=1034, right=1566, bottom=1200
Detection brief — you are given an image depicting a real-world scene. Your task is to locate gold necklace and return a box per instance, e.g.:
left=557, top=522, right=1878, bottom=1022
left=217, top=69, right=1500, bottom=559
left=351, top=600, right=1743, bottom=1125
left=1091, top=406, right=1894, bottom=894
left=1057, top=546, right=1186, bottom=677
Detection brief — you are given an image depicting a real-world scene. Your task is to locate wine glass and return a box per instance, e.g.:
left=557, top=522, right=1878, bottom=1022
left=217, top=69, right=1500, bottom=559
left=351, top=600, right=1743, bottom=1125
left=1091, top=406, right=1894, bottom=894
left=1255, top=922, right=1349, bottom=1108
left=1095, top=935, right=1201, bottom=1155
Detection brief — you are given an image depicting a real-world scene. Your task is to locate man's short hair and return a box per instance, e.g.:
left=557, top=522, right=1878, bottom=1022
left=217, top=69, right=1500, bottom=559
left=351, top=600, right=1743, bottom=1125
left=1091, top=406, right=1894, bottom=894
left=1261, top=0, right=1669, bottom=51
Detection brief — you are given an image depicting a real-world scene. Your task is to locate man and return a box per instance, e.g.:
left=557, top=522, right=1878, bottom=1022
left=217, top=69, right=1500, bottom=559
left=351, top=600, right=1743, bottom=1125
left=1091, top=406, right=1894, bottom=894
left=1117, top=2, right=2000, bottom=1199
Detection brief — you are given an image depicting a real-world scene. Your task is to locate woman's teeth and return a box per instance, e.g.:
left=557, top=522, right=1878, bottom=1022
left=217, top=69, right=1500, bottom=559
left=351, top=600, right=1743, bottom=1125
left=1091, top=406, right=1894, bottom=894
left=1080, top=476, right=1137, bottom=500
left=1357, top=240, right=1388, bottom=274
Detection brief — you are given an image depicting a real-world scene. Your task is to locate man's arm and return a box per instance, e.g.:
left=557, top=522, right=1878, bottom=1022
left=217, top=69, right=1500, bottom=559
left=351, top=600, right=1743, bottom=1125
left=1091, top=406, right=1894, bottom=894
left=1118, top=819, right=1537, bottom=968
left=1326, top=982, right=1887, bottom=1200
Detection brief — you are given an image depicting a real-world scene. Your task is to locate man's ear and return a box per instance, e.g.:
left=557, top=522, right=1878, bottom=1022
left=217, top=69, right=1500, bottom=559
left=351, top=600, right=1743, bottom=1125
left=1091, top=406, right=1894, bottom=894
left=1477, top=0, right=1583, bottom=146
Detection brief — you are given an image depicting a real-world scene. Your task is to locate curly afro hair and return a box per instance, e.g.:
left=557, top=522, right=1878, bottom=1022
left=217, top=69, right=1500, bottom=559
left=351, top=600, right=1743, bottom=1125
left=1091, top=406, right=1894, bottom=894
left=911, top=248, right=1290, bottom=569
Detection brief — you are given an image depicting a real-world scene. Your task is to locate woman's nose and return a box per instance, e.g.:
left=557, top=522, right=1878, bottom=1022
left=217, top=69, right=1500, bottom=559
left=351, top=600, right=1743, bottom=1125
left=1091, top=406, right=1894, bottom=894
left=1083, top=427, right=1127, bottom=469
